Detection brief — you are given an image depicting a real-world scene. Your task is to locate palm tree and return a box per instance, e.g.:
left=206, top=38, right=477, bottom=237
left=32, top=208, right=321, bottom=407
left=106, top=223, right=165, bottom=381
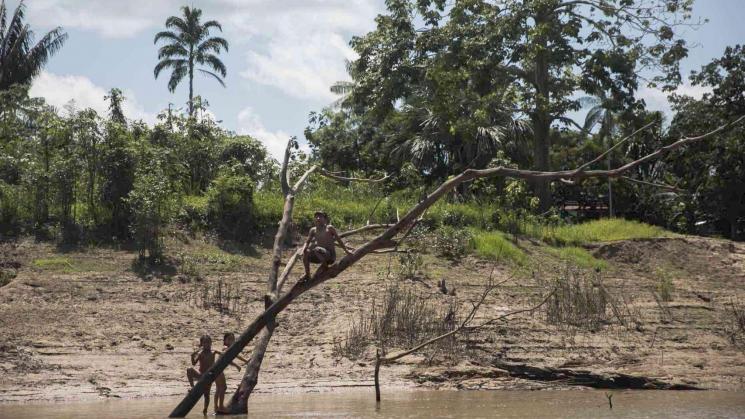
left=581, top=94, right=619, bottom=217
left=153, top=6, right=228, bottom=116
left=329, top=59, right=355, bottom=109
left=0, top=0, right=67, bottom=90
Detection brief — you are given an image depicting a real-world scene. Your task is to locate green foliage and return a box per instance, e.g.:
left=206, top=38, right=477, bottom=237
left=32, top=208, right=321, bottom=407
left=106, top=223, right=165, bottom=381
left=397, top=250, right=423, bottom=280
left=0, top=1, right=67, bottom=90
left=206, top=173, right=256, bottom=242
left=99, top=121, right=136, bottom=239
left=469, top=230, right=526, bottom=266
left=667, top=45, right=745, bottom=239
left=127, top=158, right=175, bottom=261
left=218, top=135, right=276, bottom=181
left=178, top=195, right=209, bottom=232
left=433, top=225, right=472, bottom=259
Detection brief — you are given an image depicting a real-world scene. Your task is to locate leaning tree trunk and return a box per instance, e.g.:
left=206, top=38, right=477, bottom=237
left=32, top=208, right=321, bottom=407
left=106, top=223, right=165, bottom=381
left=169, top=115, right=745, bottom=417
left=225, top=142, right=316, bottom=413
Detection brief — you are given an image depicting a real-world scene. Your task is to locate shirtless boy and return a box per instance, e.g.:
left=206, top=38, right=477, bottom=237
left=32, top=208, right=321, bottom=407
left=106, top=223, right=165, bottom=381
left=302, top=211, right=353, bottom=280
left=213, top=333, right=248, bottom=414
left=186, top=335, right=216, bottom=415
left=186, top=334, right=243, bottom=415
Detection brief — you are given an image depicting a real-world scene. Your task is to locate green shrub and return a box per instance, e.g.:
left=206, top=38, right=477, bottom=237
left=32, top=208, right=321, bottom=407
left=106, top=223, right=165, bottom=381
left=127, top=162, right=175, bottom=261
left=178, top=195, right=209, bottom=232
left=433, top=226, right=472, bottom=259
left=207, top=173, right=256, bottom=242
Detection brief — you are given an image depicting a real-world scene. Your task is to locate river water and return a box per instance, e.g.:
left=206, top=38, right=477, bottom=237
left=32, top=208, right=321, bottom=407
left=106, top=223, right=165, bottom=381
left=1, top=389, right=744, bottom=418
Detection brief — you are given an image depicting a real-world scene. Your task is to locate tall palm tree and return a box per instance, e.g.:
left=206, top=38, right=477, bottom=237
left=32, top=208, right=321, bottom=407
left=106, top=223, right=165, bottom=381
left=0, top=0, right=67, bottom=90
left=153, top=6, right=228, bottom=116
left=581, top=94, right=619, bottom=217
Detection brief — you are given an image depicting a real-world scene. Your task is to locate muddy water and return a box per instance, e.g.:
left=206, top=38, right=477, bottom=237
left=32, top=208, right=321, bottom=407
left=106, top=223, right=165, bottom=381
left=1, top=389, right=744, bottom=418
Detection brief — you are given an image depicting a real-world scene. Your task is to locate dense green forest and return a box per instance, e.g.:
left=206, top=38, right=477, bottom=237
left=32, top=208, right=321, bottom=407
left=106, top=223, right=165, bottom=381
left=1, top=0, right=744, bottom=265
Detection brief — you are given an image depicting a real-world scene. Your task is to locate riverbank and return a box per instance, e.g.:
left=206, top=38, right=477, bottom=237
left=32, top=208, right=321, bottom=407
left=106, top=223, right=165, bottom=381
left=1, top=233, right=744, bottom=404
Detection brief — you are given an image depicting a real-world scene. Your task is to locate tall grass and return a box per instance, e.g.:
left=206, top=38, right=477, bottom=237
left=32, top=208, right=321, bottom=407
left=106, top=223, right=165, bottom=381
left=539, top=218, right=667, bottom=246
left=470, top=230, right=526, bottom=265
left=546, top=247, right=608, bottom=270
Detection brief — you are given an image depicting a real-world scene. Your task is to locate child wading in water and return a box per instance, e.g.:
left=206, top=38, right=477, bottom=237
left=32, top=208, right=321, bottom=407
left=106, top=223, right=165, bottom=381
left=186, top=334, right=245, bottom=415
left=214, top=333, right=248, bottom=414
left=301, top=211, right=353, bottom=281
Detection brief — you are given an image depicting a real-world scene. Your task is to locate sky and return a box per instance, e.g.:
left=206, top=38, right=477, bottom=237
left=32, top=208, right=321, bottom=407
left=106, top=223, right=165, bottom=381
left=11, top=0, right=745, bottom=160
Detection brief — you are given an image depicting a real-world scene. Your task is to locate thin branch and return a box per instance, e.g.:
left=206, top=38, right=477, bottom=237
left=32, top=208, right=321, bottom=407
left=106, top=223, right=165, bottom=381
left=366, top=196, right=385, bottom=225
left=339, top=224, right=395, bottom=238
left=576, top=120, right=658, bottom=173
left=621, top=176, right=685, bottom=193
left=319, top=168, right=390, bottom=183
left=463, top=289, right=555, bottom=331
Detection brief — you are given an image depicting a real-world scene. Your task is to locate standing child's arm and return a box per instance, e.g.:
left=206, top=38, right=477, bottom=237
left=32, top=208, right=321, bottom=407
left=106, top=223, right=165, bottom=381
left=190, top=348, right=202, bottom=366
left=214, top=350, right=246, bottom=370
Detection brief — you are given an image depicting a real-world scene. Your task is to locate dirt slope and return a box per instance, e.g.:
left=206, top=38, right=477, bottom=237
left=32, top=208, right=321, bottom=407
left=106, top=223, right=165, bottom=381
left=1, top=234, right=744, bottom=403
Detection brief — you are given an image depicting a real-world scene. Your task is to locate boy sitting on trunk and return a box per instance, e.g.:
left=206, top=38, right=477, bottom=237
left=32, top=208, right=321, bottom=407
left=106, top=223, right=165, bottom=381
left=301, top=211, right=352, bottom=280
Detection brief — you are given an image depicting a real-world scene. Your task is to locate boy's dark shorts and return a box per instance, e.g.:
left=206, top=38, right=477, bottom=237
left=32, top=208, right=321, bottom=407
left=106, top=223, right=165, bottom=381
left=308, top=246, right=335, bottom=263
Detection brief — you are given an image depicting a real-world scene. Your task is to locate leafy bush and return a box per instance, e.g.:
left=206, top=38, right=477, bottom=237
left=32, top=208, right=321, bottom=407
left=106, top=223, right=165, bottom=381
left=127, top=161, right=175, bottom=261
left=178, top=195, right=209, bottom=232
left=433, top=226, right=472, bottom=259
left=207, top=173, right=256, bottom=242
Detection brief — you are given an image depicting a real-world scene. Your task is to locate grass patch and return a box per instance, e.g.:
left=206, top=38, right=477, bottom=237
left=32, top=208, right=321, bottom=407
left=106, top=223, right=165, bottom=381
left=540, top=218, right=667, bottom=246
left=470, top=230, right=526, bottom=265
left=546, top=247, right=608, bottom=271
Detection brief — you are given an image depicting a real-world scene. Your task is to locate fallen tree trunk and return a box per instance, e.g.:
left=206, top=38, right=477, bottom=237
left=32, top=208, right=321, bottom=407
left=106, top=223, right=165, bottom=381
left=170, top=115, right=743, bottom=417
left=492, top=360, right=702, bottom=390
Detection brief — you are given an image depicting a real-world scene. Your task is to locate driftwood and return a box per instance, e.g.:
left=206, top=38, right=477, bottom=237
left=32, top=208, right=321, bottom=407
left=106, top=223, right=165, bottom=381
left=170, top=115, right=744, bottom=417
left=492, top=360, right=702, bottom=390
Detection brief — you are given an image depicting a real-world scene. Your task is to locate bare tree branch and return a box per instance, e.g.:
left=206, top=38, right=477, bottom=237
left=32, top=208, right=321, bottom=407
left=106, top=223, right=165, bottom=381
left=621, top=176, right=684, bottom=193
left=319, top=168, right=390, bottom=183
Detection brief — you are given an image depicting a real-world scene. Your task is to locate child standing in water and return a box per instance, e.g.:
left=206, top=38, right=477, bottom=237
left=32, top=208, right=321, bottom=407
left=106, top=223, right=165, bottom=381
left=186, top=335, right=216, bottom=415
left=213, top=333, right=248, bottom=414
left=186, top=334, right=244, bottom=415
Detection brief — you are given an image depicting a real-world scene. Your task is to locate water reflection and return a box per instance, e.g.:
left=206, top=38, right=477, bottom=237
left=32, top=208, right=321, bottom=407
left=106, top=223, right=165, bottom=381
left=1, top=389, right=744, bottom=418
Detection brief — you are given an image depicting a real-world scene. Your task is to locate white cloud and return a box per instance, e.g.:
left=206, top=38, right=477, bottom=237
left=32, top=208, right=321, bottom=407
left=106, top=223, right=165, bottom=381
left=637, top=83, right=712, bottom=116
left=29, top=71, right=157, bottom=123
left=233, top=1, right=380, bottom=101
left=27, top=0, right=170, bottom=38
left=237, top=107, right=293, bottom=161
left=24, top=0, right=382, bottom=101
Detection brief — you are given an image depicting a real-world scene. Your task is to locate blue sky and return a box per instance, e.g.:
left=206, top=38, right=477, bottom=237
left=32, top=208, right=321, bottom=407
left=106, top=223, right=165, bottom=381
left=13, top=0, right=745, bottom=159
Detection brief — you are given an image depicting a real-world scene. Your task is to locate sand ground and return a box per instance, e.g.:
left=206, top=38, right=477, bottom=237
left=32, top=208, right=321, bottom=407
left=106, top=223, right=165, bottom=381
left=1, top=232, right=744, bottom=404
